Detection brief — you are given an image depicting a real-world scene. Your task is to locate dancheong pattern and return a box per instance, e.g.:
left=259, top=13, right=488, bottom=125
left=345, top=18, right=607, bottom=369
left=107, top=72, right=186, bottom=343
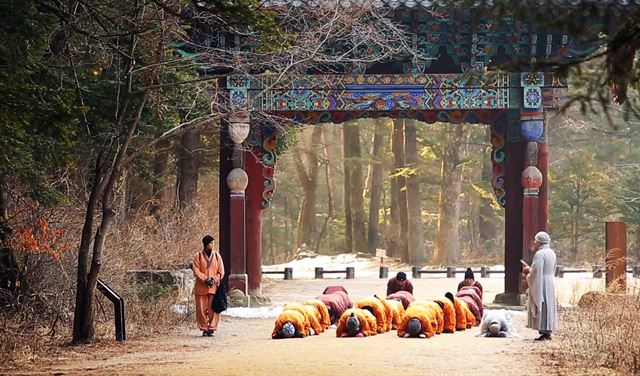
left=229, top=73, right=511, bottom=111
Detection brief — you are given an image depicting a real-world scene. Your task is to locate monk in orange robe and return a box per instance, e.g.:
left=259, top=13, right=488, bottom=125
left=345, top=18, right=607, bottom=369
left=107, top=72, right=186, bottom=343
left=192, top=235, right=225, bottom=337
left=356, top=297, right=389, bottom=333
left=272, top=308, right=310, bottom=339
left=336, top=308, right=378, bottom=337
left=461, top=300, right=476, bottom=328
left=445, top=292, right=468, bottom=331
left=433, top=298, right=456, bottom=333
left=374, top=295, right=395, bottom=331
left=408, top=300, right=444, bottom=334
left=284, top=303, right=324, bottom=335
left=303, top=299, right=331, bottom=330
left=387, top=299, right=405, bottom=329
left=397, top=304, right=435, bottom=338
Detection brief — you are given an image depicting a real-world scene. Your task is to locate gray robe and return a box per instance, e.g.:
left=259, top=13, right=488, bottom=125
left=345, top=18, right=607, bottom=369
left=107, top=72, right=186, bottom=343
left=477, top=309, right=519, bottom=337
left=526, top=244, right=558, bottom=331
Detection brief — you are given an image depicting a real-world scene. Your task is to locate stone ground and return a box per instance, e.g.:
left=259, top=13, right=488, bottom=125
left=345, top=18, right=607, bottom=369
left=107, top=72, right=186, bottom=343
left=4, top=274, right=630, bottom=376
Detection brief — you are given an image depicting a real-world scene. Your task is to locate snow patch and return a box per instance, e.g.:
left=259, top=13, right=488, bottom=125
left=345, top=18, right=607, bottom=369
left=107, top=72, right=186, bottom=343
left=222, top=306, right=284, bottom=319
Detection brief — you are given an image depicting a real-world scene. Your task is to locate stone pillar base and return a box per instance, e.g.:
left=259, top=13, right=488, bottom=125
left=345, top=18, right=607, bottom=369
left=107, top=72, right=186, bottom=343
left=493, top=292, right=527, bottom=306
left=250, top=294, right=272, bottom=307
left=228, top=273, right=248, bottom=296
left=227, top=286, right=272, bottom=307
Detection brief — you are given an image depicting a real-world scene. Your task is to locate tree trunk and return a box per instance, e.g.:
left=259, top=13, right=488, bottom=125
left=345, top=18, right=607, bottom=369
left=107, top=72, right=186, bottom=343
left=315, top=125, right=335, bottom=254
left=151, top=137, right=172, bottom=216
left=391, top=119, right=409, bottom=262
left=434, top=124, right=470, bottom=265
left=176, top=128, right=201, bottom=210
left=571, top=183, right=582, bottom=265
left=479, top=128, right=498, bottom=255
left=0, top=177, right=19, bottom=294
left=405, top=119, right=425, bottom=264
left=73, top=93, right=148, bottom=344
left=367, top=119, right=385, bottom=254
left=343, top=122, right=354, bottom=253
left=345, top=121, right=367, bottom=253
left=293, top=126, right=323, bottom=250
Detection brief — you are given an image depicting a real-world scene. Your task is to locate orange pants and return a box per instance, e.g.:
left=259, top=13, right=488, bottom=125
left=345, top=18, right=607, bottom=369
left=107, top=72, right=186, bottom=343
left=195, top=294, right=221, bottom=331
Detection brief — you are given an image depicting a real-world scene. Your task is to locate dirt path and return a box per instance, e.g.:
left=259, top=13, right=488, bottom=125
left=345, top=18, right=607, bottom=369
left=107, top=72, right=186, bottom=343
left=9, top=276, right=571, bottom=376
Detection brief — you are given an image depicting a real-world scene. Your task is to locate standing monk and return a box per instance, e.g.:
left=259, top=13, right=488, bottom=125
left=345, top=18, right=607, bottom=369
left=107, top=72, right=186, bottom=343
left=192, top=235, right=225, bottom=337
left=523, top=231, right=558, bottom=341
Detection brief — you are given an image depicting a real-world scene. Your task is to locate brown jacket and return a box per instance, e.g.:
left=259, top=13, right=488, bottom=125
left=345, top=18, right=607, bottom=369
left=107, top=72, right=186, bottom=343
left=192, top=250, right=225, bottom=295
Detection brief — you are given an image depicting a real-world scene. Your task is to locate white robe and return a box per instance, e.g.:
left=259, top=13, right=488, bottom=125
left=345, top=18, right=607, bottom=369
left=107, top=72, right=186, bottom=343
left=477, top=309, right=519, bottom=337
left=526, top=244, right=558, bottom=331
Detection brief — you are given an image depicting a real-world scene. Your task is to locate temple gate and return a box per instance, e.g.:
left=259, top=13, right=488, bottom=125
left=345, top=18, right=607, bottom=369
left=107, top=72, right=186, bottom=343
left=186, top=3, right=630, bottom=304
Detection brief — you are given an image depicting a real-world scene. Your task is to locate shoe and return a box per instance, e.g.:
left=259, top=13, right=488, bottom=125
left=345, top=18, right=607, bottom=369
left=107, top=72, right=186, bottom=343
left=403, top=333, right=411, bottom=338
left=202, top=331, right=208, bottom=337
left=355, top=333, right=364, bottom=338
left=418, top=333, right=427, bottom=338
left=206, top=330, right=215, bottom=337
left=535, top=333, right=550, bottom=341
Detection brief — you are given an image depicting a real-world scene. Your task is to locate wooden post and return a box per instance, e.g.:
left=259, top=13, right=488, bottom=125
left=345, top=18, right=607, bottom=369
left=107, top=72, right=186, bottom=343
left=412, top=266, right=421, bottom=279
left=446, top=266, right=455, bottom=278
left=592, top=265, right=603, bottom=279
left=480, top=266, right=489, bottom=278
left=555, top=266, right=564, bottom=278
left=379, top=266, right=389, bottom=279
left=284, top=267, right=293, bottom=280
left=605, top=222, right=627, bottom=293
left=633, top=265, right=640, bottom=279
left=346, top=267, right=355, bottom=279
left=314, top=267, right=324, bottom=279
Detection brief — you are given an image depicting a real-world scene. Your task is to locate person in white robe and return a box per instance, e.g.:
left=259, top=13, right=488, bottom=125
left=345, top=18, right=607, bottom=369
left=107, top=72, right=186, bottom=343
left=476, top=309, right=519, bottom=338
left=523, top=231, right=558, bottom=341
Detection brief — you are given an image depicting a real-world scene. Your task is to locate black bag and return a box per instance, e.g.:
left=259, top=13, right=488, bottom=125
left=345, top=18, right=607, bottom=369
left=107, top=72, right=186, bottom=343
left=212, top=279, right=228, bottom=313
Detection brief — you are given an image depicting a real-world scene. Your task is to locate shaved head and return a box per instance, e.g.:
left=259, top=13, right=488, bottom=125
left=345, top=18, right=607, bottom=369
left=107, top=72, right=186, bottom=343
left=407, top=318, right=422, bottom=336
left=489, top=322, right=501, bottom=336
left=346, top=313, right=360, bottom=336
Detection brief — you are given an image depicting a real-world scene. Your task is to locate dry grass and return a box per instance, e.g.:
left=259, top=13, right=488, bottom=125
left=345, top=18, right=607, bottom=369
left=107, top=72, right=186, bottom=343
left=1, top=189, right=218, bottom=367
left=547, top=289, right=640, bottom=376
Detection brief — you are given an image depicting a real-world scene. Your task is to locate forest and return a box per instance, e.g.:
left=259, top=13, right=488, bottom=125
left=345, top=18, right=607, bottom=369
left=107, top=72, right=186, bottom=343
left=264, top=110, right=640, bottom=267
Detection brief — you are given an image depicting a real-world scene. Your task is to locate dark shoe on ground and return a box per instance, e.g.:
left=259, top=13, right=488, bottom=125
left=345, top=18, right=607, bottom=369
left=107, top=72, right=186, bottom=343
left=535, top=333, right=551, bottom=341
left=206, top=330, right=215, bottom=337
left=202, top=331, right=208, bottom=337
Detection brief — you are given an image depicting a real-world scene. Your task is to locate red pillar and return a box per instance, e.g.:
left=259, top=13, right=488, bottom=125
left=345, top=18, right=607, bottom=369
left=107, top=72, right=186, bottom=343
left=244, top=149, right=264, bottom=296
left=605, top=222, right=627, bottom=293
left=504, top=141, right=525, bottom=295
left=537, top=141, right=549, bottom=232
left=228, top=193, right=247, bottom=293
left=522, top=191, right=539, bottom=266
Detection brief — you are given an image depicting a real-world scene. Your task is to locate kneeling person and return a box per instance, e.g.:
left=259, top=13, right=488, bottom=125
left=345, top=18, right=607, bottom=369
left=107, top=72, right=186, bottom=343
left=272, top=308, right=310, bottom=339
left=397, top=304, right=435, bottom=338
left=478, top=309, right=519, bottom=338
left=336, top=308, right=378, bottom=337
